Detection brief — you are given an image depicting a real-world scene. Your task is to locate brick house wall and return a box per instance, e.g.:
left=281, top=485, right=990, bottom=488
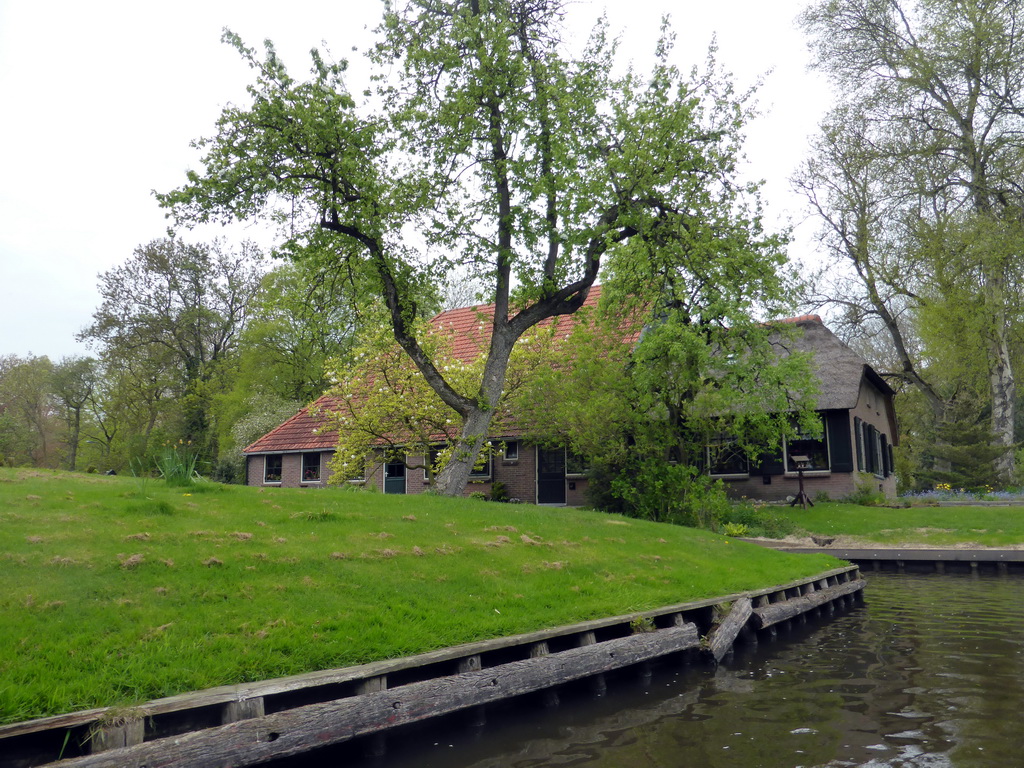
left=246, top=451, right=334, bottom=488
left=721, top=378, right=897, bottom=503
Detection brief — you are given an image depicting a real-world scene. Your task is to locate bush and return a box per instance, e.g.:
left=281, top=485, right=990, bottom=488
left=602, top=457, right=732, bottom=528
left=716, top=503, right=797, bottom=539
left=489, top=481, right=510, bottom=502
left=844, top=476, right=886, bottom=506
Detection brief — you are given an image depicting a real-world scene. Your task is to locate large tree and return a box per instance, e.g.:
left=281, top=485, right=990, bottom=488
left=80, top=238, right=264, bottom=462
left=160, top=1, right=786, bottom=496
left=799, top=0, right=1024, bottom=481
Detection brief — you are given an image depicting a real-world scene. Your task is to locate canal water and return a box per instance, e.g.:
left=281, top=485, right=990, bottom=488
left=285, top=572, right=1024, bottom=768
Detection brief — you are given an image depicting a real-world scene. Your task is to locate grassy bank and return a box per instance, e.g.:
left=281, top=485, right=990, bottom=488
left=772, top=501, right=1024, bottom=547
left=0, top=469, right=840, bottom=725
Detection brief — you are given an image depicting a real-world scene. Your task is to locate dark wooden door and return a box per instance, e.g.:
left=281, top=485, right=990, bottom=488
left=537, top=447, right=566, bottom=504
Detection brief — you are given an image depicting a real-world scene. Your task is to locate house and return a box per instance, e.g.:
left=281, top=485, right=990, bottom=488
left=710, top=315, right=899, bottom=502
left=243, top=296, right=898, bottom=503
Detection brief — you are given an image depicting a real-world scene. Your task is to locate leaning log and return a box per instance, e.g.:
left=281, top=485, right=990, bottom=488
left=751, top=579, right=864, bottom=630
left=701, top=597, right=753, bottom=663
left=52, top=623, right=700, bottom=768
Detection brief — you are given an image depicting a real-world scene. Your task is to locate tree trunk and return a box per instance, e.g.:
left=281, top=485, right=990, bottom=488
left=432, top=328, right=516, bottom=497
left=987, top=323, right=1017, bottom=482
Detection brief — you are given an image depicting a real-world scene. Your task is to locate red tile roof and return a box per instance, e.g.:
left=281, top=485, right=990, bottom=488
left=244, top=287, right=606, bottom=454
left=244, top=395, right=341, bottom=454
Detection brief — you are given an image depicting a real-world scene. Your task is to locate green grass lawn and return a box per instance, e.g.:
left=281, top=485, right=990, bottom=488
left=774, top=501, right=1024, bottom=547
left=0, top=468, right=841, bottom=725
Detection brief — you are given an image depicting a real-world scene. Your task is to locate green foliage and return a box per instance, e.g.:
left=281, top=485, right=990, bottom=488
left=489, top=481, right=509, bottom=503
left=722, top=522, right=749, bottom=538
left=79, top=238, right=265, bottom=468
left=843, top=476, right=886, bottom=507
left=513, top=272, right=819, bottom=530
left=155, top=442, right=201, bottom=488
left=608, top=459, right=731, bottom=528
left=716, top=503, right=797, bottom=539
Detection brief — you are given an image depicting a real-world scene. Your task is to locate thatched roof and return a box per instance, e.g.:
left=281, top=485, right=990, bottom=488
left=775, top=316, right=895, bottom=411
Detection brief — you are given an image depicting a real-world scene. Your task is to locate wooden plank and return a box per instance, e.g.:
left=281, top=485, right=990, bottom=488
left=701, top=597, right=753, bottom=663
left=50, top=623, right=701, bottom=768
left=751, top=579, right=865, bottom=630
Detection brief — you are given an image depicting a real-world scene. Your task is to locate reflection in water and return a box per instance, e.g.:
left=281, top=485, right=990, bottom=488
left=357, top=573, right=1024, bottom=768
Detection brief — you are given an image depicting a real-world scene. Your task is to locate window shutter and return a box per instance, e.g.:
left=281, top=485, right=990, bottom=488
left=854, top=417, right=863, bottom=471
left=825, top=411, right=853, bottom=472
left=880, top=433, right=890, bottom=477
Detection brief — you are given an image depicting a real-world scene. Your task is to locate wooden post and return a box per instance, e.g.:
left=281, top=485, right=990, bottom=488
left=89, top=718, right=144, bottom=754
left=356, top=676, right=387, bottom=695
left=222, top=698, right=265, bottom=725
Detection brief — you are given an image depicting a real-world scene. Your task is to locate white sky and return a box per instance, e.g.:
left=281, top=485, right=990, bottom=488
left=0, top=0, right=831, bottom=361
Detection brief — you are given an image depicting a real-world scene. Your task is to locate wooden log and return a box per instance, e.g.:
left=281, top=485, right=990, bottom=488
left=53, top=623, right=700, bottom=768
left=751, top=579, right=865, bottom=630
left=701, top=598, right=753, bottom=664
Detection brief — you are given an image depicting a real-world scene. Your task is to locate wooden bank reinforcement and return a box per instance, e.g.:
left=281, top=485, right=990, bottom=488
left=1, top=565, right=863, bottom=768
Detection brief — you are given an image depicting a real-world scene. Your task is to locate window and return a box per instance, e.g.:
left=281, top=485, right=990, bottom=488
left=302, top=453, right=321, bottom=483
left=504, top=440, right=519, bottom=461
left=566, top=449, right=588, bottom=477
left=707, top=435, right=749, bottom=477
left=425, top=447, right=442, bottom=482
left=423, top=445, right=492, bottom=480
left=785, top=419, right=830, bottom=473
left=470, top=452, right=492, bottom=479
left=264, top=455, right=282, bottom=484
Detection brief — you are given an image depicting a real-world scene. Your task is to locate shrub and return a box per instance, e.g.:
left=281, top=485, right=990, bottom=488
left=844, top=476, right=885, bottom=506
left=722, top=522, right=749, bottom=537
left=155, top=443, right=201, bottom=488
left=468, top=491, right=487, bottom=502
left=606, top=457, right=732, bottom=528
left=489, top=481, right=510, bottom=503
left=716, top=503, right=797, bottom=539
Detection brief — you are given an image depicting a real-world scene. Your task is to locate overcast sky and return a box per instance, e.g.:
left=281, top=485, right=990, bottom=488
left=0, top=0, right=831, bottom=361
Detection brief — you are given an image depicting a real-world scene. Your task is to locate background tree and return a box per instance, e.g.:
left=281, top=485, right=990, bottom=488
left=50, top=356, right=99, bottom=471
left=799, top=0, right=1024, bottom=483
left=80, top=238, right=264, bottom=466
left=160, top=1, right=785, bottom=496
left=0, top=355, right=59, bottom=466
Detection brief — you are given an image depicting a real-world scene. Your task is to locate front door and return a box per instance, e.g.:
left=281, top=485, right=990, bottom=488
left=384, top=461, right=406, bottom=494
left=537, top=447, right=566, bottom=505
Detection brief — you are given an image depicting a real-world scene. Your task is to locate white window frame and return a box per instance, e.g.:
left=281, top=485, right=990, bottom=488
left=263, top=454, right=283, bottom=485
left=301, top=452, right=322, bottom=484
left=706, top=436, right=750, bottom=479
